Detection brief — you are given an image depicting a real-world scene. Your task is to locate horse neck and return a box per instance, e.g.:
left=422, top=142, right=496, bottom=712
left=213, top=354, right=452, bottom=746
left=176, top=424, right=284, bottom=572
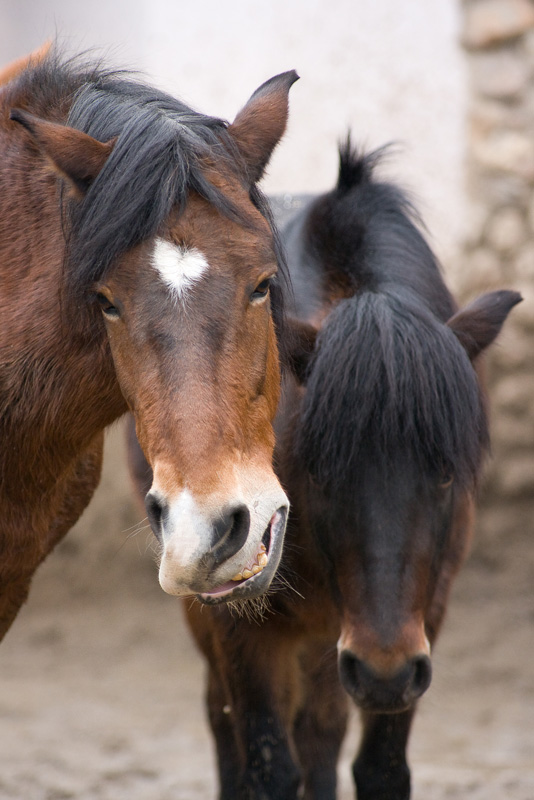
left=0, top=147, right=126, bottom=498
left=275, top=378, right=335, bottom=590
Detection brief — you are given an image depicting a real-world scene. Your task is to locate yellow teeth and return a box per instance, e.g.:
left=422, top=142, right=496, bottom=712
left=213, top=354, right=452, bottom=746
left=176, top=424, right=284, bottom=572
left=230, top=544, right=268, bottom=582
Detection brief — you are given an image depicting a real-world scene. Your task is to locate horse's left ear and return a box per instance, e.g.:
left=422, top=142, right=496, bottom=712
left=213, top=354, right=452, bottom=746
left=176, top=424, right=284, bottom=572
left=446, top=290, right=522, bottom=361
left=228, top=70, right=299, bottom=184
left=9, top=108, right=115, bottom=195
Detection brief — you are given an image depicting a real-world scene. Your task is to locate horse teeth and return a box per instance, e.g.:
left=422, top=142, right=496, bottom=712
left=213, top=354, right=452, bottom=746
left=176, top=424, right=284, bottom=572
left=230, top=549, right=268, bottom=583
left=260, top=543, right=267, bottom=552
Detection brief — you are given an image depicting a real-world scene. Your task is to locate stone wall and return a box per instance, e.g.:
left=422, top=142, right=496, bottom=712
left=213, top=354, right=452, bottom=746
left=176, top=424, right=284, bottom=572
left=461, top=0, right=534, bottom=544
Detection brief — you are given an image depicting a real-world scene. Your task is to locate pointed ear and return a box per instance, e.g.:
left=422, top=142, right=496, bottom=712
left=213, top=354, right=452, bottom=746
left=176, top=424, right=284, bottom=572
left=0, top=40, right=52, bottom=86
left=9, top=108, right=115, bottom=194
left=228, top=70, right=299, bottom=184
left=285, top=317, right=318, bottom=384
left=446, top=290, right=522, bottom=361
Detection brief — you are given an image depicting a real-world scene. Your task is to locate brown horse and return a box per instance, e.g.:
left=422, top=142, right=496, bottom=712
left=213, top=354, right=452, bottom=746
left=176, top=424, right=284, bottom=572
left=127, top=142, right=520, bottom=799
left=0, top=46, right=299, bottom=642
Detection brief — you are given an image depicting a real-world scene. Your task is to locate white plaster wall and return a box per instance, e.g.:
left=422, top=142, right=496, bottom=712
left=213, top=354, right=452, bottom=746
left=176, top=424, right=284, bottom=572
left=0, top=0, right=467, bottom=266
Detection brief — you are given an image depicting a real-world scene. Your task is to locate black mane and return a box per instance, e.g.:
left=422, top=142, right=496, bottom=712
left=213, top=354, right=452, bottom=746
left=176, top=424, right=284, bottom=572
left=8, top=49, right=284, bottom=302
left=306, top=141, right=456, bottom=321
left=295, top=142, right=489, bottom=491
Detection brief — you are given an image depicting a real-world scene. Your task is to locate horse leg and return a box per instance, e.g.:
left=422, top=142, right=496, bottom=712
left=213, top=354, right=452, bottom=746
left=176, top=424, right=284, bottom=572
left=293, top=648, right=348, bottom=800
left=0, top=437, right=103, bottom=640
left=186, top=605, right=302, bottom=800
left=353, top=708, right=415, bottom=800
left=205, top=663, right=242, bottom=800
left=229, top=668, right=302, bottom=800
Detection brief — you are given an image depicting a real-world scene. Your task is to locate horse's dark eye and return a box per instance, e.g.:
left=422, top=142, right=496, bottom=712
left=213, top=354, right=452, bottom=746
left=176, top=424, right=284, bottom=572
left=440, top=475, right=454, bottom=490
left=95, top=292, right=119, bottom=319
left=251, top=278, right=271, bottom=301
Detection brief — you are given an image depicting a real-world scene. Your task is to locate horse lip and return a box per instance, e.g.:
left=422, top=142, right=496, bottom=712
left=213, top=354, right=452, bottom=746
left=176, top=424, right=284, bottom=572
left=352, top=696, right=414, bottom=715
left=196, top=506, right=288, bottom=605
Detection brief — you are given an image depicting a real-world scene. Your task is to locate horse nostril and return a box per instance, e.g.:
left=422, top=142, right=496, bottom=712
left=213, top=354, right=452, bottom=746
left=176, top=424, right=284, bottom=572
left=210, top=504, right=251, bottom=566
left=338, top=650, right=433, bottom=711
left=338, top=650, right=364, bottom=702
left=145, top=492, right=167, bottom=541
left=410, top=654, right=432, bottom=699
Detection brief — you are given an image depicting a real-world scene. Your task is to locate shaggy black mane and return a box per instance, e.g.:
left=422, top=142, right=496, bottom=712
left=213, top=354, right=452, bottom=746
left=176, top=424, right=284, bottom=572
left=8, top=49, right=285, bottom=305
left=296, top=141, right=489, bottom=490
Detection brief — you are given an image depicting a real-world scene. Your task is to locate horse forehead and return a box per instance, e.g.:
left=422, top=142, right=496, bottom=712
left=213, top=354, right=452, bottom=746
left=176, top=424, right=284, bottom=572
left=175, top=186, right=274, bottom=255
left=152, top=239, right=209, bottom=300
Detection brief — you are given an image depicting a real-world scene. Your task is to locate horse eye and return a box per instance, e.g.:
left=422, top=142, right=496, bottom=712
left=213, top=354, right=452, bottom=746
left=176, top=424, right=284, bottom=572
left=95, top=292, right=120, bottom=319
left=251, top=278, right=271, bottom=301
left=440, top=475, right=454, bottom=490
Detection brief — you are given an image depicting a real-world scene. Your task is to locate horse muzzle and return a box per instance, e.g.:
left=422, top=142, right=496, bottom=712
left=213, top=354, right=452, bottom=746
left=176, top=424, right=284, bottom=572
left=197, top=505, right=288, bottom=603
left=337, top=649, right=432, bottom=713
left=147, top=483, right=289, bottom=601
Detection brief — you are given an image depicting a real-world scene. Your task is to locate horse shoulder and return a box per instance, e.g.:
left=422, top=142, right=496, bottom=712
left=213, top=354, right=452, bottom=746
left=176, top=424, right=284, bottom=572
left=0, top=434, right=104, bottom=570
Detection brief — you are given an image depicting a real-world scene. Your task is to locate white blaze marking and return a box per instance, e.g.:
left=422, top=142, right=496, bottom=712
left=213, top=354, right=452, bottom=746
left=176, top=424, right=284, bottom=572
left=153, top=239, right=209, bottom=300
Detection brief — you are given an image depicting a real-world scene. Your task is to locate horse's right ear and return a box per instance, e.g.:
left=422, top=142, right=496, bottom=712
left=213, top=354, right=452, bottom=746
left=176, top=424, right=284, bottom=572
left=446, top=290, right=522, bottom=361
left=285, top=318, right=318, bottom=385
left=228, top=71, right=299, bottom=184
left=9, top=109, right=115, bottom=195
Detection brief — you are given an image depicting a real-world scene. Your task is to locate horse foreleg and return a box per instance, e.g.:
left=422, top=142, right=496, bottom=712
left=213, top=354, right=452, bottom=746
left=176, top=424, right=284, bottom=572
left=205, top=664, right=242, bottom=800
left=293, top=648, right=348, bottom=800
left=207, top=624, right=301, bottom=798
left=231, top=687, right=301, bottom=800
left=353, top=708, right=415, bottom=800
left=0, top=437, right=103, bottom=641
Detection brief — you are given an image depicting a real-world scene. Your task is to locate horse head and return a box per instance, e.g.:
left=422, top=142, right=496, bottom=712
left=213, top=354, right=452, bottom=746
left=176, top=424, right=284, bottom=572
left=317, top=290, right=520, bottom=713
left=9, top=63, right=298, bottom=603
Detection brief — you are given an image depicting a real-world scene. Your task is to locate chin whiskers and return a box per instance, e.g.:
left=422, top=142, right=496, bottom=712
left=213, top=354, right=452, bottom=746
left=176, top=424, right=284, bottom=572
left=225, top=593, right=272, bottom=625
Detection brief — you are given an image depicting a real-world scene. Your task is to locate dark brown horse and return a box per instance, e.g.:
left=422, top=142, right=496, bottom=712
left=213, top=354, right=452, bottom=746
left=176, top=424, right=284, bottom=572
left=0, top=46, right=299, bottom=642
left=143, top=142, right=518, bottom=800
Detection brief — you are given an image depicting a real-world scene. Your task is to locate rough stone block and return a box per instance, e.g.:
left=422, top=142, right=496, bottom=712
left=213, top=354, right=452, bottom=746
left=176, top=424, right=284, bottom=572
left=496, top=452, right=534, bottom=496
left=473, top=130, right=534, bottom=180
left=463, top=0, right=534, bottom=49
left=493, top=373, right=534, bottom=415
left=471, top=48, right=529, bottom=98
left=462, top=246, right=505, bottom=292
left=513, top=243, right=534, bottom=280
left=486, top=206, right=527, bottom=252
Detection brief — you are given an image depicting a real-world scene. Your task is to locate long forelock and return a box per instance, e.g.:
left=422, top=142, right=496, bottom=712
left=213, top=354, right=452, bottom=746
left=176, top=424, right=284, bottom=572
left=296, top=290, right=489, bottom=493
left=10, top=49, right=288, bottom=345
left=7, top=49, right=260, bottom=296
left=64, top=73, right=251, bottom=296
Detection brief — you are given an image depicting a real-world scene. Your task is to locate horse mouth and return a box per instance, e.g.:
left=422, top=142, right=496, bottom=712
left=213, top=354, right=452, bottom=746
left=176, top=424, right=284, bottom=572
left=197, top=507, right=287, bottom=604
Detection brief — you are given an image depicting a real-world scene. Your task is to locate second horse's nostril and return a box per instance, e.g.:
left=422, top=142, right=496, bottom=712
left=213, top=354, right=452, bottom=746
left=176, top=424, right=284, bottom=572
left=338, top=650, right=363, bottom=701
left=210, top=504, right=251, bottom=565
left=145, top=492, right=167, bottom=542
left=338, top=650, right=433, bottom=711
left=411, top=654, right=432, bottom=699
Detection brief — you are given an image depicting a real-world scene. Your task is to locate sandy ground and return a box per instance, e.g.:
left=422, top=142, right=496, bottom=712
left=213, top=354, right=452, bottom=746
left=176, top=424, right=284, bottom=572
left=0, top=423, right=533, bottom=800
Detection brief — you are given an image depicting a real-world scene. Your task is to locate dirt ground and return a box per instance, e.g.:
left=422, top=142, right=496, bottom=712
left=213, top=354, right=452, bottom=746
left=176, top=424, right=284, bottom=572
left=0, top=422, right=533, bottom=800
